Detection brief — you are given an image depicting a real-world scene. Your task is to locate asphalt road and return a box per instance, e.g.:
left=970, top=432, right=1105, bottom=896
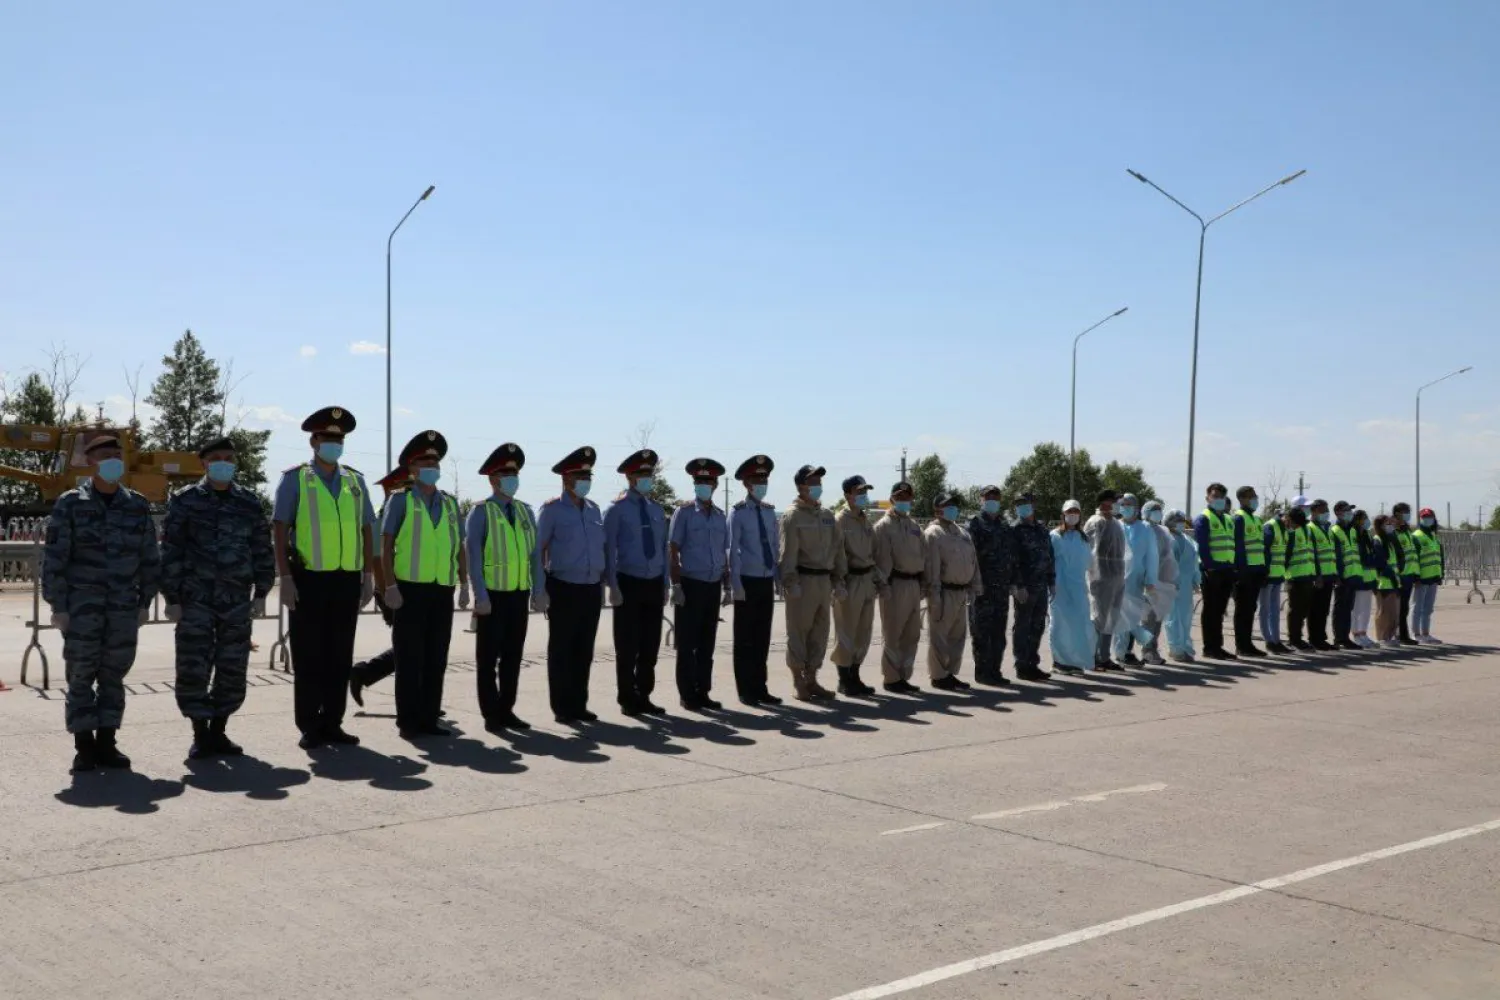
left=2, top=585, right=1498, bottom=998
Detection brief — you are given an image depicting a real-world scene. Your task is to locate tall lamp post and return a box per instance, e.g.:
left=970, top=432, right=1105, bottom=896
left=1415, top=366, right=1472, bottom=514
left=1070, top=306, right=1129, bottom=500
left=386, top=184, right=436, bottom=472
left=1126, top=168, right=1306, bottom=511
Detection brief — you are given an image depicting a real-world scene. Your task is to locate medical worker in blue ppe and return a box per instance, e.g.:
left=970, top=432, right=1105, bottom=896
left=1164, top=509, right=1203, bottom=662
left=1048, top=499, right=1094, bottom=675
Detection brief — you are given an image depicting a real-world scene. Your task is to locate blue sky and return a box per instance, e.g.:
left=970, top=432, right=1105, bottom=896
left=3, top=2, right=1497, bottom=519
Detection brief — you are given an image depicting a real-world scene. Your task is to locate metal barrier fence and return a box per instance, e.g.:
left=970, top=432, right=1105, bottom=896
left=1440, top=531, right=1500, bottom=603
left=1, top=518, right=49, bottom=582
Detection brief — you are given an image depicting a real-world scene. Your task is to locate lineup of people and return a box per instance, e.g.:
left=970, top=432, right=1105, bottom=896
left=39, top=405, right=1449, bottom=773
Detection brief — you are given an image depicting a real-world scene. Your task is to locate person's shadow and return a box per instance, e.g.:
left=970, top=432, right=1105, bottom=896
left=307, top=744, right=433, bottom=791
left=181, top=754, right=312, bottom=801
left=495, top=727, right=611, bottom=764
left=415, top=730, right=529, bottom=775
left=55, top=771, right=186, bottom=815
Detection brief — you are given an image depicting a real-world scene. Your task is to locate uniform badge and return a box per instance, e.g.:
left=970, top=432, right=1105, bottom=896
left=332, top=408, right=343, bottom=419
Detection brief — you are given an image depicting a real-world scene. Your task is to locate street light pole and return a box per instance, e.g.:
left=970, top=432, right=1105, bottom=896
left=1415, top=366, right=1473, bottom=513
left=386, top=184, right=436, bottom=472
left=1126, top=168, right=1306, bottom=511
left=1070, top=306, right=1129, bottom=500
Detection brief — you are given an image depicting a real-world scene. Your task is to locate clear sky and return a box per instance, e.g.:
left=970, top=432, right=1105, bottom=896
left=3, top=2, right=1497, bottom=520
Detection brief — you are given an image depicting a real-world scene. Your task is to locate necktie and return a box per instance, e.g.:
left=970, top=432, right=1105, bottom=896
left=752, top=502, right=775, bottom=573
left=639, top=496, right=655, bottom=560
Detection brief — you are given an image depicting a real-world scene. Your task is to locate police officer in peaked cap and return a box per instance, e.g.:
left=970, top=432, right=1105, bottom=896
left=535, top=446, right=607, bottom=723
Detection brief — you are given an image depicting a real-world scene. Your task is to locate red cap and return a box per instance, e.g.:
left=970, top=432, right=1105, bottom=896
left=1419, top=507, right=1435, bottom=518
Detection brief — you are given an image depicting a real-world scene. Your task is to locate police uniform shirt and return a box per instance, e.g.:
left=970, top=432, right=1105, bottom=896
left=272, top=463, right=378, bottom=529
left=603, top=491, right=668, bottom=587
left=464, top=495, right=543, bottom=595
left=728, top=497, right=781, bottom=590
left=536, top=495, right=607, bottom=584
left=670, top=501, right=729, bottom=583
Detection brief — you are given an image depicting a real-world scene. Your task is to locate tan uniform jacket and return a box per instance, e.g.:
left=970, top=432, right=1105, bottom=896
left=873, top=510, right=926, bottom=587
left=779, top=502, right=846, bottom=591
left=923, top=520, right=982, bottom=598
left=836, top=508, right=877, bottom=578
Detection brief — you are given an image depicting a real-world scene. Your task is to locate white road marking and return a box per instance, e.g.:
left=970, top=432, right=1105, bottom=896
left=879, top=822, right=948, bottom=836
left=830, top=816, right=1500, bottom=1000
left=971, top=783, right=1168, bottom=821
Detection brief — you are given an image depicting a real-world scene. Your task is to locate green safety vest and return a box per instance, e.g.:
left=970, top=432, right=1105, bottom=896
left=1200, top=509, right=1235, bottom=566
left=1309, top=523, right=1338, bottom=576
left=481, top=498, right=536, bottom=592
left=1264, top=520, right=1287, bottom=580
left=1233, top=510, right=1265, bottom=567
left=1286, top=525, right=1316, bottom=579
left=394, top=490, right=459, bottom=585
left=1332, top=524, right=1363, bottom=580
left=1412, top=529, right=1443, bottom=581
left=1395, top=529, right=1419, bottom=578
left=293, top=465, right=365, bottom=572
left=1376, top=539, right=1401, bottom=590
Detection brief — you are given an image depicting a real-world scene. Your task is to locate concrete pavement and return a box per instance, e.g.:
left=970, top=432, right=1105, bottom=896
left=1, top=585, right=1498, bottom=998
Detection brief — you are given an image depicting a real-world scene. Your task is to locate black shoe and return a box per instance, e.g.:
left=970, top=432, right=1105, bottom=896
left=1265, top=642, right=1290, bottom=654
left=701, top=697, right=724, bottom=711
left=759, top=692, right=784, bottom=705
left=1054, top=664, right=1085, bottom=676
left=640, top=700, right=667, bottom=714
left=1310, top=641, right=1336, bottom=652
left=1017, top=668, right=1051, bottom=681
left=739, top=694, right=765, bottom=707
left=1237, top=645, right=1268, bottom=658
left=209, top=717, right=243, bottom=755
left=71, top=731, right=97, bottom=773
left=931, top=676, right=963, bottom=691
left=1095, top=660, right=1122, bottom=672
left=189, top=719, right=215, bottom=760
left=349, top=666, right=367, bottom=708
left=553, top=714, right=580, bottom=725
left=486, top=713, right=531, bottom=732
left=299, top=730, right=326, bottom=750
left=1119, top=653, right=1143, bottom=667
left=577, top=710, right=599, bottom=722
left=324, top=727, right=361, bottom=745
left=974, top=672, right=1012, bottom=687
left=620, top=703, right=644, bottom=718
left=1288, top=640, right=1311, bottom=651
left=836, top=667, right=860, bottom=696
left=421, top=723, right=451, bottom=737
left=93, top=729, right=131, bottom=769
left=1338, top=640, right=1363, bottom=651
left=847, top=666, right=877, bottom=696
left=1400, top=638, right=1421, bottom=647
left=680, top=696, right=707, bottom=712
left=883, top=680, right=921, bottom=694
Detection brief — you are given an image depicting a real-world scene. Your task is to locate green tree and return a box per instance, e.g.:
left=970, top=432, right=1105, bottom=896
left=1100, top=460, right=1158, bottom=506
left=908, top=454, right=950, bottom=518
left=1487, top=507, right=1500, bottom=532
left=226, top=426, right=272, bottom=507
left=0, top=373, right=60, bottom=508
left=145, top=330, right=224, bottom=452
left=1003, top=442, right=1101, bottom=523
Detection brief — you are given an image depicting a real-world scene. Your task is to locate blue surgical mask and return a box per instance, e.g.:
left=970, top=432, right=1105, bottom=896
left=1382, top=524, right=1395, bottom=535
left=573, top=479, right=592, bottom=498
left=1245, top=498, right=1259, bottom=512
left=1015, top=503, right=1033, bottom=519
left=854, top=493, right=872, bottom=508
left=751, top=484, right=768, bottom=500
left=807, top=485, right=823, bottom=502
left=983, top=499, right=1001, bottom=515
left=206, top=461, right=236, bottom=484
left=1147, top=509, right=1163, bottom=524
left=497, top=475, right=519, bottom=496
left=894, top=501, right=913, bottom=515
left=694, top=483, right=714, bottom=501
left=1339, top=511, right=1353, bottom=524
left=1420, top=517, right=1435, bottom=528
left=96, top=458, right=125, bottom=484
left=634, top=476, right=654, bottom=495
left=1120, top=505, right=1137, bottom=520
left=417, top=467, right=441, bottom=487
left=1210, top=497, right=1227, bottom=512
left=942, top=505, right=959, bottom=522
left=316, top=441, right=343, bottom=464
left=1317, top=513, right=1331, bottom=526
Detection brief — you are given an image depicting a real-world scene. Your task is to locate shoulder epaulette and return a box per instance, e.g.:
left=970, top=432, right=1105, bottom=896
left=541, top=496, right=561, bottom=507
left=732, top=499, right=748, bottom=509
left=282, top=463, right=304, bottom=475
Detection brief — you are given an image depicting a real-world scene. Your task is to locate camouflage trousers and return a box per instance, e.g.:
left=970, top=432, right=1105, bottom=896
left=175, top=602, right=255, bottom=721
left=968, top=591, right=1010, bottom=678
left=62, top=600, right=142, bottom=734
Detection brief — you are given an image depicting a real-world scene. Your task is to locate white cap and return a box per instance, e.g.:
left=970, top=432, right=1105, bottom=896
left=1062, top=498, right=1082, bottom=513
left=1292, top=495, right=1311, bottom=508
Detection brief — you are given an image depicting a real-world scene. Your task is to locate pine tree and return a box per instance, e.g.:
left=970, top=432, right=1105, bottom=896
left=145, top=330, right=225, bottom=452
left=0, top=373, right=60, bottom=508
left=908, top=454, right=951, bottom=518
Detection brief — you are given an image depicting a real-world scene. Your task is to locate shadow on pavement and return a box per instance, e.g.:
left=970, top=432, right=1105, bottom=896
left=308, top=744, right=433, bottom=791
left=581, top=719, right=690, bottom=756
left=55, top=770, right=186, bottom=814
left=414, top=729, right=529, bottom=775
left=182, top=754, right=312, bottom=801
left=651, top=711, right=758, bottom=747
left=495, top=727, right=612, bottom=764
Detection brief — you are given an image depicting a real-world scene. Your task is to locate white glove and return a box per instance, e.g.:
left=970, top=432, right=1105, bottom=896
left=530, top=590, right=550, bottom=614
left=475, top=596, right=492, bottom=616
left=833, top=585, right=849, bottom=602
left=137, top=607, right=150, bottom=625
left=609, top=586, right=624, bottom=608
left=252, top=597, right=266, bottom=618
left=731, top=584, right=745, bottom=603
left=1011, top=586, right=1028, bottom=604
left=164, top=604, right=183, bottom=623
left=360, top=572, right=375, bottom=609
left=279, top=574, right=298, bottom=610
left=671, top=584, right=685, bottom=607
left=50, top=611, right=70, bottom=632
left=383, top=585, right=404, bottom=610
left=458, top=583, right=471, bottom=610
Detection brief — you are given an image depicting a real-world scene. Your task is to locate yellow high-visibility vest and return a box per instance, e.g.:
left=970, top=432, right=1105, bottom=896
left=293, top=465, right=365, bottom=572
left=1233, top=510, right=1265, bottom=567
left=394, top=490, right=459, bottom=585
left=1200, top=509, right=1234, bottom=565
left=482, top=498, right=536, bottom=592
left=1264, top=520, right=1287, bottom=580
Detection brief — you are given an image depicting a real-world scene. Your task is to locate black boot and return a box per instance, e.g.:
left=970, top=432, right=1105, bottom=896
left=836, top=667, right=859, bottom=696
left=93, top=728, right=131, bottom=769
left=189, top=719, right=215, bottom=760
left=848, top=663, right=876, bottom=696
left=209, top=717, right=243, bottom=756
left=349, top=664, right=367, bottom=708
left=71, top=731, right=97, bottom=773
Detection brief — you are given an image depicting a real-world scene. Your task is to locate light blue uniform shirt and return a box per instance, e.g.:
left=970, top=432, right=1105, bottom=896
left=670, top=501, right=729, bottom=583
left=603, top=491, right=668, bottom=587
left=728, top=497, right=781, bottom=590
left=536, top=494, right=606, bottom=585
left=464, top=495, right=542, bottom=595
left=271, top=462, right=377, bottom=527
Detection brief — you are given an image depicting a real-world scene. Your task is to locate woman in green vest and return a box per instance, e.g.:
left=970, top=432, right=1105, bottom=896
left=1349, top=510, right=1378, bottom=648
left=1371, top=515, right=1403, bottom=647
left=1411, top=507, right=1446, bottom=644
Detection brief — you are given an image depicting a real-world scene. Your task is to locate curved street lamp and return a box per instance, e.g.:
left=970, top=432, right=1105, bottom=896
left=1070, top=306, right=1129, bottom=500
left=386, top=184, right=436, bottom=472
left=1415, top=366, right=1472, bottom=514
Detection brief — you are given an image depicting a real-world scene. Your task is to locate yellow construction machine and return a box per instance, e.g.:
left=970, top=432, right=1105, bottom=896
left=0, top=423, right=204, bottom=511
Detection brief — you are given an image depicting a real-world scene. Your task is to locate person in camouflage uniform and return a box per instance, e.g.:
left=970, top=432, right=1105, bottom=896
left=967, top=485, right=1018, bottom=685
left=161, top=437, right=276, bottom=759
left=43, top=433, right=161, bottom=773
left=1009, top=489, right=1055, bottom=681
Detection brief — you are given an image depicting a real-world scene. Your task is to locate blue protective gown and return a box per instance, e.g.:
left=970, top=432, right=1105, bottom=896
left=1112, top=518, right=1161, bottom=657
left=1164, top=530, right=1203, bottom=656
left=1049, top=528, right=1095, bottom=670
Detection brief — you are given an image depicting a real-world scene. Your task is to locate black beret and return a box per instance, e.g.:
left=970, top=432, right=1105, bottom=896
left=301, top=406, right=356, bottom=435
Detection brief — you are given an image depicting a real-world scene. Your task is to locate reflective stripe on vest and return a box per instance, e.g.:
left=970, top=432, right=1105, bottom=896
left=1376, top=541, right=1400, bottom=590
left=294, top=465, right=365, bottom=572
left=1332, top=525, right=1364, bottom=579
left=1413, top=529, right=1443, bottom=580
left=1200, top=509, right=1235, bottom=565
left=1233, top=510, right=1265, bottom=567
left=1396, top=530, right=1419, bottom=577
left=1310, top=523, right=1338, bottom=576
left=1265, top=520, right=1287, bottom=580
left=1286, top=525, right=1316, bottom=579
left=482, top=499, right=536, bottom=592
left=394, top=491, right=459, bottom=585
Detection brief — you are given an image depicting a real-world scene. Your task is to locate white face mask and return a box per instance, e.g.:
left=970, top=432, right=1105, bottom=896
left=1064, top=512, right=1080, bottom=526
